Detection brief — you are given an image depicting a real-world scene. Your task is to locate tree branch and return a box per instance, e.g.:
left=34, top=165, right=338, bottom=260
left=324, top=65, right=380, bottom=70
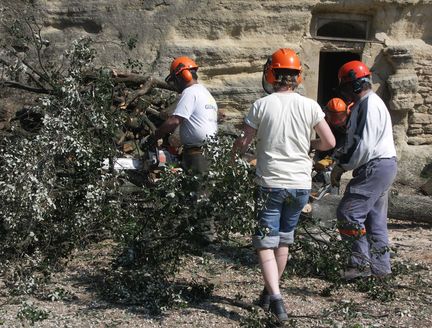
left=1, top=80, right=53, bottom=94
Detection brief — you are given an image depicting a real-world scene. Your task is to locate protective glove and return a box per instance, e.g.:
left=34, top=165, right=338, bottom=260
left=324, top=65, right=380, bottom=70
left=330, top=164, right=346, bottom=187
left=315, top=156, right=334, bottom=172
left=140, top=134, right=162, bottom=150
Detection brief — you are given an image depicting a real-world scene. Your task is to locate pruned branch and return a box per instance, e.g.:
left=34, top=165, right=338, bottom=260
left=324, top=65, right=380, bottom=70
left=83, top=70, right=175, bottom=90
left=141, top=113, right=157, bottom=133
left=1, top=80, right=53, bottom=94
left=25, top=71, right=46, bottom=89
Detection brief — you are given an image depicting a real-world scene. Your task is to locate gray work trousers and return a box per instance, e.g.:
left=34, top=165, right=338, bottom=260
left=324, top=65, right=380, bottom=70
left=182, top=147, right=215, bottom=243
left=337, top=157, right=397, bottom=275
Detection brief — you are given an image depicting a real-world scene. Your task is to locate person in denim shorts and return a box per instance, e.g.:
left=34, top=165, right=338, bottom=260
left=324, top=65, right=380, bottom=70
left=232, top=48, right=335, bottom=321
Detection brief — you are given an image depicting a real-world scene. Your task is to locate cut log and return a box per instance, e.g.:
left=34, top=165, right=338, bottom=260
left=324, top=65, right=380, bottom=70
left=309, top=193, right=432, bottom=224
left=388, top=193, right=432, bottom=223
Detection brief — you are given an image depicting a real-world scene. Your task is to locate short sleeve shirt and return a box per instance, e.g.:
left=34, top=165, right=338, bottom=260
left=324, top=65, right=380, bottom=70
left=173, top=84, right=218, bottom=146
left=245, top=92, right=325, bottom=189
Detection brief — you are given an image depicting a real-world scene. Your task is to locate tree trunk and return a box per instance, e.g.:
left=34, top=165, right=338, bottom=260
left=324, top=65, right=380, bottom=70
left=309, top=194, right=432, bottom=224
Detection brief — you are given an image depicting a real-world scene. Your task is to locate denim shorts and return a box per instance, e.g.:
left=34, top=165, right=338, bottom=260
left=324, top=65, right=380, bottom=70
left=252, top=187, right=310, bottom=249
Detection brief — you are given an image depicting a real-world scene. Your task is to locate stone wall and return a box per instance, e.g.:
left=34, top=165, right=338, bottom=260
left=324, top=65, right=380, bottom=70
left=411, top=50, right=432, bottom=145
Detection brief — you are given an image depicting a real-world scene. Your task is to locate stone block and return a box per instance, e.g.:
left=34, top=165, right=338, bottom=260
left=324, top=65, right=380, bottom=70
left=408, top=135, right=432, bottom=145
left=390, top=99, right=414, bottom=112
left=407, top=128, right=424, bottom=136
left=423, top=125, right=432, bottom=134
left=387, top=74, right=418, bottom=94
left=417, top=86, right=431, bottom=93
left=384, top=46, right=414, bottom=70
left=409, top=124, right=423, bottom=129
left=421, top=68, right=432, bottom=76
left=409, top=113, right=432, bottom=124
left=414, top=93, right=424, bottom=105
left=414, top=105, right=432, bottom=114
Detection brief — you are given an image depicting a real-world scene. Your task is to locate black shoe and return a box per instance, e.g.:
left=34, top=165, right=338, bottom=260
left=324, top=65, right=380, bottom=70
left=256, top=287, right=270, bottom=311
left=269, top=298, right=288, bottom=322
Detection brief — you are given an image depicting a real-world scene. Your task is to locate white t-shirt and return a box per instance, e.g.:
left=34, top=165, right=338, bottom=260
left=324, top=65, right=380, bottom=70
left=245, top=92, right=325, bottom=189
left=173, top=84, right=218, bottom=146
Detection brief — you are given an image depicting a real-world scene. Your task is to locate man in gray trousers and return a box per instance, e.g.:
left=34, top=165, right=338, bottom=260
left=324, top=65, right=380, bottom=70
left=331, top=60, right=398, bottom=280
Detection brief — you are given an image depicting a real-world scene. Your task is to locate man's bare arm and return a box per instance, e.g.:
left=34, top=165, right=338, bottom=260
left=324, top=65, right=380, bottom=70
left=311, top=119, right=336, bottom=151
left=154, top=115, right=184, bottom=140
left=232, top=123, right=256, bottom=157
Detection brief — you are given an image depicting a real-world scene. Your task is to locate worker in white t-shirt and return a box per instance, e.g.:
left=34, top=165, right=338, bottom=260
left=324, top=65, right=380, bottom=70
left=154, top=56, right=218, bottom=174
left=232, top=48, right=335, bottom=322
left=154, top=56, right=218, bottom=245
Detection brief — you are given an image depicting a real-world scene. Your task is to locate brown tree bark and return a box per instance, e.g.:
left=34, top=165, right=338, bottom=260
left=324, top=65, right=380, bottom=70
left=309, top=194, right=432, bottom=224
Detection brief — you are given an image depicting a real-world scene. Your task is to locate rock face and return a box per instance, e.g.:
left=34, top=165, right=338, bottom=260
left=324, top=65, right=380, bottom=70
left=2, top=0, right=432, bottom=182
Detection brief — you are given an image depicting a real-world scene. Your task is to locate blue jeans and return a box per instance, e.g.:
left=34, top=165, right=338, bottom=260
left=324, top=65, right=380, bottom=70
left=252, top=187, right=310, bottom=249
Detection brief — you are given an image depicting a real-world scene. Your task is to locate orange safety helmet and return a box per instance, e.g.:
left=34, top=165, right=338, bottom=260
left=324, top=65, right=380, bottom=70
left=165, top=56, right=198, bottom=83
left=263, top=48, right=302, bottom=85
left=326, top=98, right=347, bottom=113
left=324, top=98, right=349, bottom=128
left=338, top=60, right=371, bottom=85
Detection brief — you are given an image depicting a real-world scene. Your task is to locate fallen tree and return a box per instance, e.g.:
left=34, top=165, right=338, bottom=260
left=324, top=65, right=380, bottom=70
left=309, top=193, right=432, bottom=224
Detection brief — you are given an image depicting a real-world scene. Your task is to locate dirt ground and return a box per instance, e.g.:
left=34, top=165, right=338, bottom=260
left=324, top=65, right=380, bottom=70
left=0, top=214, right=431, bottom=328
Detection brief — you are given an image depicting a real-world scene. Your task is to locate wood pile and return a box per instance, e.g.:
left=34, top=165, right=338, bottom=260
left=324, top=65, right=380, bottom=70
left=107, top=72, right=179, bottom=158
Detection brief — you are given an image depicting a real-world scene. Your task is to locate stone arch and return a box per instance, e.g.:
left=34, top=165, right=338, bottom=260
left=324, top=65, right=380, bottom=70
left=317, top=21, right=367, bottom=40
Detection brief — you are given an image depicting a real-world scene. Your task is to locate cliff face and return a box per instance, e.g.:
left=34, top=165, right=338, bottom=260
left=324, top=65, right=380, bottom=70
left=1, top=0, right=432, bottom=175
left=32, top=1, right=432, bottom=107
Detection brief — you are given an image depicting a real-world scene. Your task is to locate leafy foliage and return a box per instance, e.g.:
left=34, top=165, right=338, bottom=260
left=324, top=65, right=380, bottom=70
left=16, top=301, right=49, bottom=325
left=101, top=135, right=257, bottom=310
left=287, top=215, right=351, bottom=283
left=0, top=38, right=121, bottom=267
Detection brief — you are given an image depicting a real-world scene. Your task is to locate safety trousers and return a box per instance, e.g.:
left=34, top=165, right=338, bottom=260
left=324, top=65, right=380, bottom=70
left=337, top=157, right=397, bottom=275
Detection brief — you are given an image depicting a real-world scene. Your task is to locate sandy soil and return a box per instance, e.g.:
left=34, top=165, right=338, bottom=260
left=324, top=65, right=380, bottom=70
left=0, top=216, right=431, bottom=328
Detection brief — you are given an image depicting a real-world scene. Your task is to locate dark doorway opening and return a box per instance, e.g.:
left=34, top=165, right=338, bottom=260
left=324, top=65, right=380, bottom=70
left=317, top=52, right=361, bottom=107
left=317, top=21, right=367, bottom=39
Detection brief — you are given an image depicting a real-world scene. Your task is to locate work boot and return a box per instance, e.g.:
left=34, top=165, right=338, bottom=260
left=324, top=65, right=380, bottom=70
left=255, top=287, right=270, bottom=311
left=341, top=266, right=372, bottom=281
left=269, top=298, right=288, bottom=322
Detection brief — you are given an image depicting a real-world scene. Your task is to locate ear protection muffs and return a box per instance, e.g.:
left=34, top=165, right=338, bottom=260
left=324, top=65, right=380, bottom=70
left=295, top=71, right=302, bottom=85
left=171, top=63, right=193, bottom=83
left=347, top=69, right=370, bottom=94
left=180, top=69, right=193, bottom=82
left=352, top=77, right=370, bottom=94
